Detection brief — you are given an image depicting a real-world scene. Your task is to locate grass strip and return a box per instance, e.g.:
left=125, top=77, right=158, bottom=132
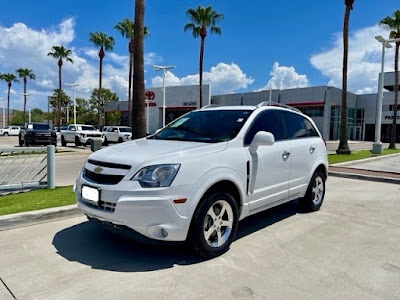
left=0, top=186, right=76, bottom=216
left=328, top=148, right=400, bottom=165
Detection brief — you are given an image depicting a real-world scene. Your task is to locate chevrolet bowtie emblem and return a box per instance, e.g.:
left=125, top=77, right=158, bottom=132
left=93, top=166, right=103, bottom=174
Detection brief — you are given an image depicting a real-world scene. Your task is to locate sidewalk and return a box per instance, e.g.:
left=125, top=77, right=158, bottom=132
left=329, top=153, right=400, bottom=184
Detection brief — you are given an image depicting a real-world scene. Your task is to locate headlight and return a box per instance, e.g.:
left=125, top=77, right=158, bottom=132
left=131, top=164, right=180, bottom=188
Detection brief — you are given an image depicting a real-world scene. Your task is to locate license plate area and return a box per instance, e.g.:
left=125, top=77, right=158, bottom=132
left=82, top=185, right=100, bottom=205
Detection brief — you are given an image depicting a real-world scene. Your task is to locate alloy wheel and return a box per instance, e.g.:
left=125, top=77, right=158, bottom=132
left=203, top=200, right=234, bottom=248
left=312, top=176, right=324, bottom=206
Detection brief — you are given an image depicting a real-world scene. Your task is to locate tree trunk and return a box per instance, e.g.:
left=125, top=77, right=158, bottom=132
left=23, top=78, right=27, bottom=124
left=389, top=43, right=399, bottom=149
left=98, top=47, right=104, bottom=128
left=7, top=83, right=11, bottom=126
left=58, top=59, right=62, bottom=128
left=128, top=39, right=134, bottom=128
left=132, top=0, right=146, bottom=139
left=337, top=3, right=352, bottom=154
left=199, top=36, right=205, bottom=108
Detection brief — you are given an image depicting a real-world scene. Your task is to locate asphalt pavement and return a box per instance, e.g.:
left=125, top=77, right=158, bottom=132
left=1, top=177, right=399, bottom=299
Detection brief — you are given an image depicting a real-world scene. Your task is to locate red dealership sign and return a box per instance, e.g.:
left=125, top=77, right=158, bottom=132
left=145, top=91, right=155, bottom=100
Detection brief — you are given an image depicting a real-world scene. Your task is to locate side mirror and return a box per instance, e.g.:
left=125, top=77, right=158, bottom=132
left=249, top=131, right=275, bottom=154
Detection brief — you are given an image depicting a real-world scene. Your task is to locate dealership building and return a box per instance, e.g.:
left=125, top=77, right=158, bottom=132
left=105, top=71, right=399, bottom=141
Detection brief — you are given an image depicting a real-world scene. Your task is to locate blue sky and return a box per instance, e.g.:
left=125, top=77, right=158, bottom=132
left=0, top=0, right=399, bottom=111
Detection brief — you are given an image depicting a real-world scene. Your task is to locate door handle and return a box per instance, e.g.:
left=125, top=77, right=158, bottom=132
left=282, top=151, right=290, bottom=161
left=309, top=146, right=315, bottom=154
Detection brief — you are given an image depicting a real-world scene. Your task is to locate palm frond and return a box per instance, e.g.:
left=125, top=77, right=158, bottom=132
left=210, top=26, right=222, bottom=35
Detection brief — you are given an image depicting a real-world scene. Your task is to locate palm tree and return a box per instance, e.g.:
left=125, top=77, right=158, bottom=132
left=380, top=10, right=400, bottom=149
left=16, top=68, right=36, bottom=124
left=114, top=19, right=149, bottom=128
left=89, top=32, right=115, bottom=127
left=336, top=0, right=354, bottom=154
left=184, top=6, right=223, bottom=107
left=132, top=0, right=146, bottom=139
left=47, top=46, right=74, bottom=128
left=0, top=73, right=19, bottom=126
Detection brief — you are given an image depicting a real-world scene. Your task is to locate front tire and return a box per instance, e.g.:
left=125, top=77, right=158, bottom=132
left=188, top=191, right=239, bottom=259
left=118, top=137, right=123, bottom=143
left=19, top=136, right=24, bottom=147
left=103, top=137, right=108, bottom=146
left=61, top=136, right=66, bottom=146
left=299, top=171, right=326, bottom=212
left=4, top=132, right=9, bottom=136
left=75, top=136, right=81, bottom=147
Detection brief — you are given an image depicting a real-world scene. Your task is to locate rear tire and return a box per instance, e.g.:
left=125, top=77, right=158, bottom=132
left=4, top=132, right=8, bottom=136
left=299, top=171, right=326, bottom=212
left=24, top=139, right=29, bottom=147
left=188, top=191, right=239, bottom=259
left=61, top=136, right=66, bottom=146
left=75, top=136, right=81, bottom=147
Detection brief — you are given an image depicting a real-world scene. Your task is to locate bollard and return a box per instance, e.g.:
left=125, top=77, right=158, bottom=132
left=47, top=145, right=56, bottom=189
left=91, top=138, right=102, bottom=152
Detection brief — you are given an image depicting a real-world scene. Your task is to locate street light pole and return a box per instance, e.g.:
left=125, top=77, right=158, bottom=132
left=372, top=36, right=400, bottom=154
left=20, top=93, right=32, bottom=123
left=153, top=65, right=175, bottom=127
left=65, top=83, right=79, bottom=126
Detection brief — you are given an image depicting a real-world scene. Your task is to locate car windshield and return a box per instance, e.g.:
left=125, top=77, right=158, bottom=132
left=80, top=126, right=96, bottom=131
left=150, top=110, right=253, bottom=143
left=32, top=124, right=50, bottom=130
left=119, top=128, right=132, bottom=133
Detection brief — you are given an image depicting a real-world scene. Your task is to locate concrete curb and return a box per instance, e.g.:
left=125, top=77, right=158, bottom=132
left=331, top=152, right=400, bottom=167
left=328, top=171, right=400, bottom=185
left=0, top=204, right=83, bottom=231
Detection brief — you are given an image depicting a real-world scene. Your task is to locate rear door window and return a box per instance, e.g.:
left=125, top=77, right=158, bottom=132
left=303, top=119, right=320, bottom=137
left=278, top=111, right=307, bottom=139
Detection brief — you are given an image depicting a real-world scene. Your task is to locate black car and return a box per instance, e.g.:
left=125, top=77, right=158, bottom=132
left=19, top=123, right=57, bottom=147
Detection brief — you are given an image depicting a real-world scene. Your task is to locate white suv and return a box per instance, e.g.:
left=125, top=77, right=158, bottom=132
left=74, top=103, right=328, bottom=258
left=103, top=126, right=132, bottom=145
left=0, top=126, right=21, bottom=136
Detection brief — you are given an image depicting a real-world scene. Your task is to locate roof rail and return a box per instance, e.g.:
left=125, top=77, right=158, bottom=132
left=256, top=102, right=302, bottom=113
left=201, top=104, right=221, bottom=109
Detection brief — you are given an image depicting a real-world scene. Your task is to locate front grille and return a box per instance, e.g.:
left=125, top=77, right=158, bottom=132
left=88, top=159, right=131, bottom=170
left=81, top=199, right=116, bottom=212
left=87, top=134, right=101, bottom=138
left=83, top=169, right=124, bottom=184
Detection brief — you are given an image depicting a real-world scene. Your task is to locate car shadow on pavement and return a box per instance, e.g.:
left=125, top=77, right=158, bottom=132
left=52, top=200, right=301, bottom=272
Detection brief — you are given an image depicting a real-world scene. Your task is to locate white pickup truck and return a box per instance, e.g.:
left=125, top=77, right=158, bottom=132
left=103, top=126, right=132, bottom=145
left=61, top=124, right=104, bottom=146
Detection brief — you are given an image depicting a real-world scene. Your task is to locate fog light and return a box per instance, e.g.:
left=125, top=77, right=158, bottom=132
left=161, top=228, right=168, bottom=237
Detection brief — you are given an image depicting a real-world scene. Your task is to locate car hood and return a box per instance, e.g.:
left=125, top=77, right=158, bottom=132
left=89, top=138, right=227, bottom=168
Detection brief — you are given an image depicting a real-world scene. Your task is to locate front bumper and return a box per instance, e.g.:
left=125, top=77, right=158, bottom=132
left=74, top=176, right=191, bottom=242
left=79, top=136, right=104, bottom=144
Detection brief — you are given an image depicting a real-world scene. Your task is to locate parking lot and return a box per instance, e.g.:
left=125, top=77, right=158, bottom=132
left=1, top=176, right=399, bottom=299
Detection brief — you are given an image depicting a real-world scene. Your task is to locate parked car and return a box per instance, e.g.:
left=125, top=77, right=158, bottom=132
left=74, top=103, right=328, bottom=258
left=0, top=126, right=21, bottom=136
left=61, top=124, right=104, bottom=146
left=103, top=126, right=132, bottom=145
left=54, top=126, right=68, bottom=140
left=19, top=123, right=57, bottom=146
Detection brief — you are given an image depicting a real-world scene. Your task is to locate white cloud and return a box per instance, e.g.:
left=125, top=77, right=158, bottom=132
left=144, top=52, right=163, bottom=66
left=0, top=18, right=163, bottom=110
left=151, top=62, right=254, bottom=95
left=258, top=62, right=309, bottom=91
left=310, top=24, right=395, bottom=94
